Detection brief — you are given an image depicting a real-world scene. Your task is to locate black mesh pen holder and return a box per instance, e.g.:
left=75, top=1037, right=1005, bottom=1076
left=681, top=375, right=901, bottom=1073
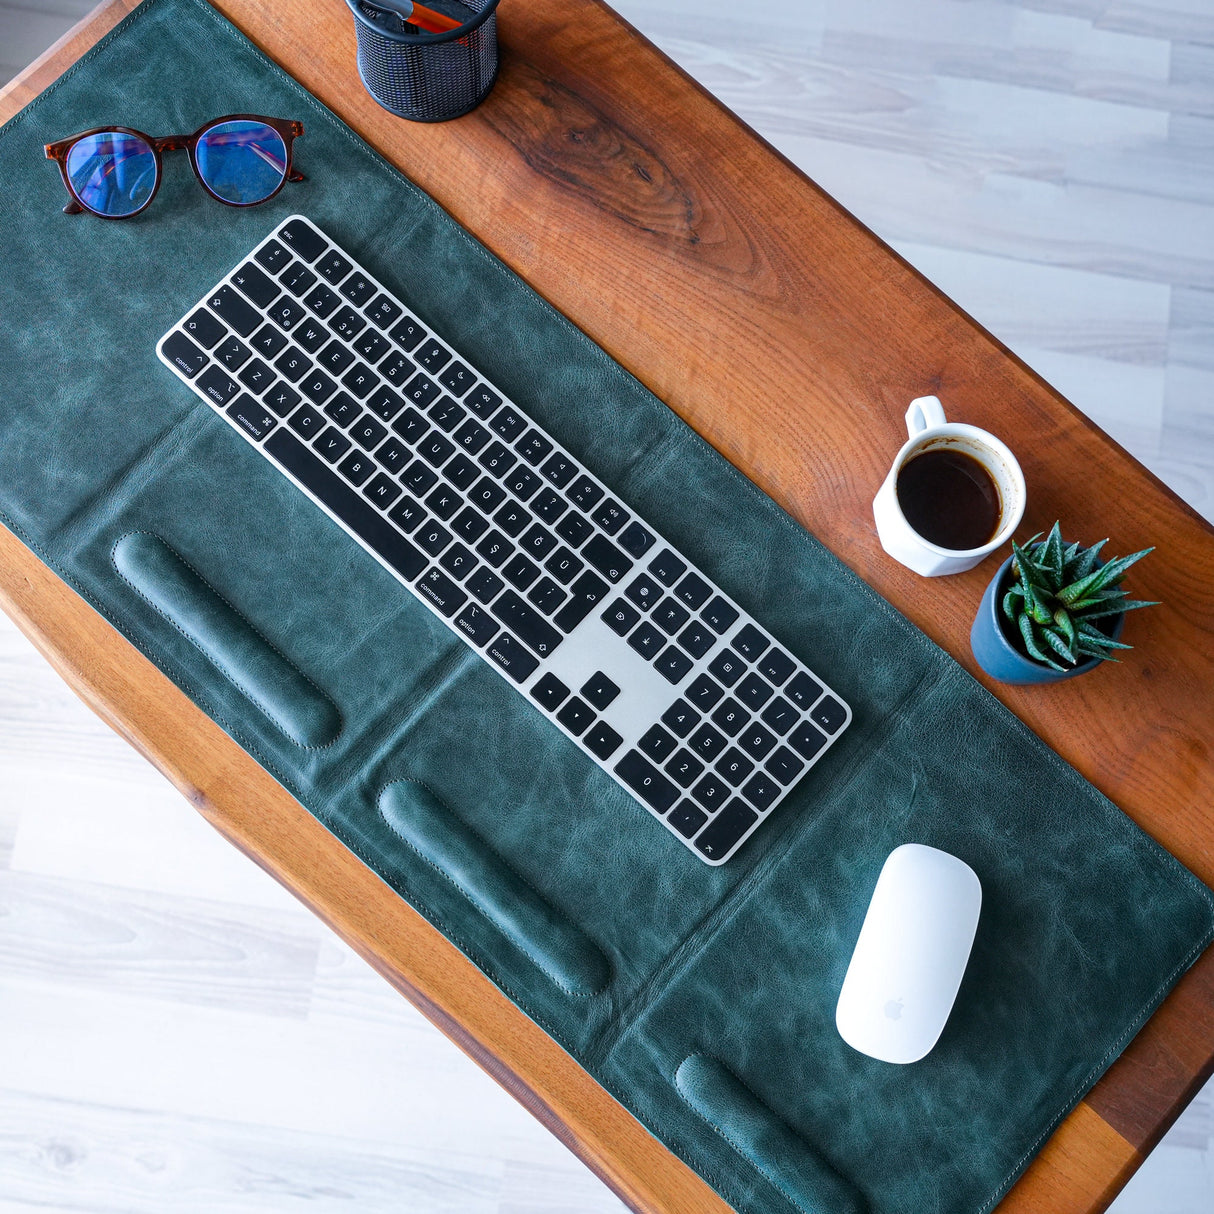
left=345, top=0, right=501, bottom=123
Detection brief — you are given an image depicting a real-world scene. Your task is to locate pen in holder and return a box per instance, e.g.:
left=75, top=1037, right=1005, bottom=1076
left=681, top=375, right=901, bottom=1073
left=345, top=0, right=502, bottom=123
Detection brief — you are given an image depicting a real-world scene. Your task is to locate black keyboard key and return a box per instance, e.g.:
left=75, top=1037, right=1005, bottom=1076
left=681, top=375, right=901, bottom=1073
left=760, top=696, right=798, bottom=736
left=661, top=700, right=701, bottom=738
left=785, top=671, right=822, bottom=711
left=465, top=385, right=502, bottom=418
left=400, top=460, right=439, bottom=496
left=279, top=218, right=327, bottom=262
left=354, top=330, right=390, bottom=364
left=416, top=566, right=466, bottom=617
left=668, top=802, right=708, bottom=839
left=592, top=499, right=628, bottom=534
left=686, top=674, right=725, bottom=710
left=505, top=466, right=541, bottom=501
left=545, top=546, right=583, bottom=585
left=765, top=745, right=805, bottom=784
left=264, top=431, right=425, bottom=582
left=519, top=524, right=558, bottom=561
left=180, top=308, right=228, bottom=352
left=430, top=396, right=467, bottom=433
left=403, top=372, right=441, bottom=408
left=439, top=361, right=475, bottom=396
left=265, top=384, right=301, bottom=418
left=417, top=521, right=452, bottom=555
left=527, top=577, right=566, bottom=614
left=503, top=553, right=540, bottom=589
left=225, top=394, right=276, bottom=440
left=583, top=535, right=633, bottom=583
left=689, top=723, right=727, bottom=761
left=238, top=358, right=274, bottom=393
left=414, top=338, right=451, bottom=373
left=739, top=723, right=777, bottom=760
left=491, top=590, right=562, bottom=657
left=447, top=455, right=481, bottom=492
left=567, top=475, right=603, bottom=512
left=674, top=572, right=711, bottom=611
left=677, top=620, right=715, bottom=659
left=254, top=239, right=291, bottom=274
left=788, top=720, right=827, bottom=761
left=742, top=772, right=781, bottom=813
left=323, top=392, right=360, bottom=428
left=274, top=346, right=311, bottom=383
left=467, top=567, right=505, bottom=603
left=387, top=495, right=425, bottom=533
left=517, top=430, right=552, bottom=465
left=469, top=477, right=507, bottom=515
left=624, top=574, right=662, bottom=612
left=649, top=550, right=687, bottom=587
left=250, top=323, right=289, bottom=359
left=216, top=336, right=252, bottom=373
left=556, top=696, right=594, bottom=737
left=342, top=363, right=376, bottom=398
left=552, top=572, right=609, bottom=632
left=556, top=513, right=593, bottom=548
left=268, top=296, right=307, bottom=333
left=615, top=751, right=679, bottom=814
left=197, top=365, right=240, bottom=406
left=294, top=319, right=328, bottom=353
left=696, top=801, right=758, bottom=861
left=715, top=748, right=754, bottom=787
left=454, top=419, right=491, bottom=455
left=531, top=673, right=570, bottom=711
left=163, top=331, right=208, bottom=378
left=376, top=438, right=411, bottom=474
left=287, top=404, right=324, bottom=440
left=736, top=672, right=774, bottom=710
left=453, top=506, right=490, bottom=543
left=363, top=472, right=401, bottom=509
left=392, top=406, right=429, bottom=444
left=300, top=369, right=338, bottom=405
left=418, top=432, right=456, bottom=468
left=340, top=272, right=377, bottom=307
left=454, top=602, right=499, bottom=647
left=351, top=416, right=389, bottom=451
left=366, top=294, right=402, bottom=330
left=338, top=449, right=375, bottom=486
left=702, top=595, right=740, bottom=633
left=580, top=672, right=620, bottom=710
left=692, top=773, right=730, bottom=811
left=532, top=488, right=566, bottom=525
left=316, top=249, right=352, bottom=282
left=759, top=649, right=796, bottom=685
left=204, top=284, right=260, bottom=336
left=230, top=261, right=280, bottom=307
left=303, top=282, right=341, bottom=318
left=313, top=426, right=352, bottom=463
left=389, top=315, right=425, bottom=352
left=440, top=543, right=476, bottom=580
left=653, top=600, right=690, bottom=635
left=708, top=648, right=745, bottom=687
left=486, top=633, right=540, bottom=682
left=475, top=530, right=514, bottom=568
left=665, top=750, right=705, bottom=789
left=490, top=405, right=527, bottom=442
left=330, top=305, right=366, bottom=342
left=618, top=522, right=655, bottom=558
left=602, top=598, right=641, bottom=636
left=654, top=646, right=694, bottom=684
left=494, top=502, right=531, bottom=538
left=381, top=352, right=415, bottom=388
left=279, top=260, right=316, bottom=299
left=628, top=620, right=665, bottom=659
left=584, top=721, right=623, bottom=761
left=426, top=482, right=461, bottom=520
left=732, top=623, right=770, bottom=661
left=811, top=695, right=848, bottom=734
left=711, top=698, right=749, bottom=737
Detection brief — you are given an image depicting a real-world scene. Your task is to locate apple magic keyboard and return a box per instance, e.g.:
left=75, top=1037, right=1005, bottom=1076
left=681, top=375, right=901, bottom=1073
left=157, top=216, right=851, bottom=865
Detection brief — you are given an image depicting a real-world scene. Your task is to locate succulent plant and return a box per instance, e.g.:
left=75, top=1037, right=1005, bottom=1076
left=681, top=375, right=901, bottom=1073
left=1002, top=523, right=1157, bottom=671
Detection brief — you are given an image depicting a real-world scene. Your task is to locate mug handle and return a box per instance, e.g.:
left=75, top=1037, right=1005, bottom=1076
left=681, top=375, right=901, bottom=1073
left=906, top=395, right=947, bottom=437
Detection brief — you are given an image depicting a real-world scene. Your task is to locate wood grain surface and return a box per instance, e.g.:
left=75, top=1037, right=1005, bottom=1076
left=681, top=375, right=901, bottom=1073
left=2, top=0, right=1213, bottom=1210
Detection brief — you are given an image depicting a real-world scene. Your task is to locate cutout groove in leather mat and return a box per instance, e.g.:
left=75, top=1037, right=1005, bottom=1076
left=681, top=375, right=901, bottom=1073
left=0, top=2, right=1209, bottom=1211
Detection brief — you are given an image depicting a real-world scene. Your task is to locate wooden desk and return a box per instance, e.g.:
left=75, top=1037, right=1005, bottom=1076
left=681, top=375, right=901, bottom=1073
left=3, top=0, right=1213, bottom=1209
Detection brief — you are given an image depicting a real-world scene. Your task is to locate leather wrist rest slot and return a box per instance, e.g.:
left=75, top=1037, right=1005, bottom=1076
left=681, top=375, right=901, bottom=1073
left=378, top=781, right=611, bottom=997
left=111, top=531, right=342, bottom=749
left=674, top=1055, right=868, bottom=1214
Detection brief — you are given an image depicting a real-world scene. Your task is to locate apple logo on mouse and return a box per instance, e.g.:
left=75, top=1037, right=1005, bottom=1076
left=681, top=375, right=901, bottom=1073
left=884, top=998, right=904, bottom=1021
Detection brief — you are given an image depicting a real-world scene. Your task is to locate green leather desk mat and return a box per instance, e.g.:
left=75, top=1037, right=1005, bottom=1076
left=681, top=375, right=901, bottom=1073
left=2, top=1, right=1212, bottom=1210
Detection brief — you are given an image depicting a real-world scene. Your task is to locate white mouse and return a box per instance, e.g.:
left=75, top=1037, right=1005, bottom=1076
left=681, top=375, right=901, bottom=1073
left=835, top=843, right=982, bottom=1064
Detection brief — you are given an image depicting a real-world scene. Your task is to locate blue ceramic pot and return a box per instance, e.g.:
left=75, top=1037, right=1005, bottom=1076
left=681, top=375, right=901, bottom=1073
left=970, top=556, right=1125, bottom=685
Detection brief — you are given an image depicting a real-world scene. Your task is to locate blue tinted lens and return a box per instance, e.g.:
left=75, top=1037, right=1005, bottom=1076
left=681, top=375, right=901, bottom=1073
left=65, top=131, right=157, bottom=217
left=195, top=120, right=287, bottom=205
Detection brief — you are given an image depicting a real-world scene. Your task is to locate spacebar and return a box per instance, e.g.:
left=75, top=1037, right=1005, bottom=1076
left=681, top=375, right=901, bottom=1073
left=264, top=430, right=426, bottom=582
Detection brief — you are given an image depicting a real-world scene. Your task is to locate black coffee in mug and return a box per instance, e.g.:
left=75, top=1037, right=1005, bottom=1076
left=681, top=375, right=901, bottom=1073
left=896, top=447, right=1001, bottom=551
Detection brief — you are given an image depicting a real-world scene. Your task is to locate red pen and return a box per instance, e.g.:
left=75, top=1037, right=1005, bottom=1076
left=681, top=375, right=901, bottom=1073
left=366, top=0, right=464, bottom=34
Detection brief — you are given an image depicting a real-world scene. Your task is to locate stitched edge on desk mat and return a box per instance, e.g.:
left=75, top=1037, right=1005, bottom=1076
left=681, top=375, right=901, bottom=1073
left=0, top=2, right=1210, bottom=1212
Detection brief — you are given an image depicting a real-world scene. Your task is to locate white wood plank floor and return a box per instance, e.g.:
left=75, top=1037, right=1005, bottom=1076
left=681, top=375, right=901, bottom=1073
left=1, top=0, right=1212, bottom=1210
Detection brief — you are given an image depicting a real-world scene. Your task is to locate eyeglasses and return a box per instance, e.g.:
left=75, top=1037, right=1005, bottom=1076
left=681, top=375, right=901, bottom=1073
left=44, top=115, right=305, bottom=219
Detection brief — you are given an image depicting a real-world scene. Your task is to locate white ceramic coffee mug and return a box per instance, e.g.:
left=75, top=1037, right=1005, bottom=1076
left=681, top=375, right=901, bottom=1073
left=872, top=396, right=1025, bottom=577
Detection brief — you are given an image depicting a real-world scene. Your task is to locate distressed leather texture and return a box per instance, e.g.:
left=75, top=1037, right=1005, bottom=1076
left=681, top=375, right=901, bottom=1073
left=1, top=2, right=1211, bottom=1211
